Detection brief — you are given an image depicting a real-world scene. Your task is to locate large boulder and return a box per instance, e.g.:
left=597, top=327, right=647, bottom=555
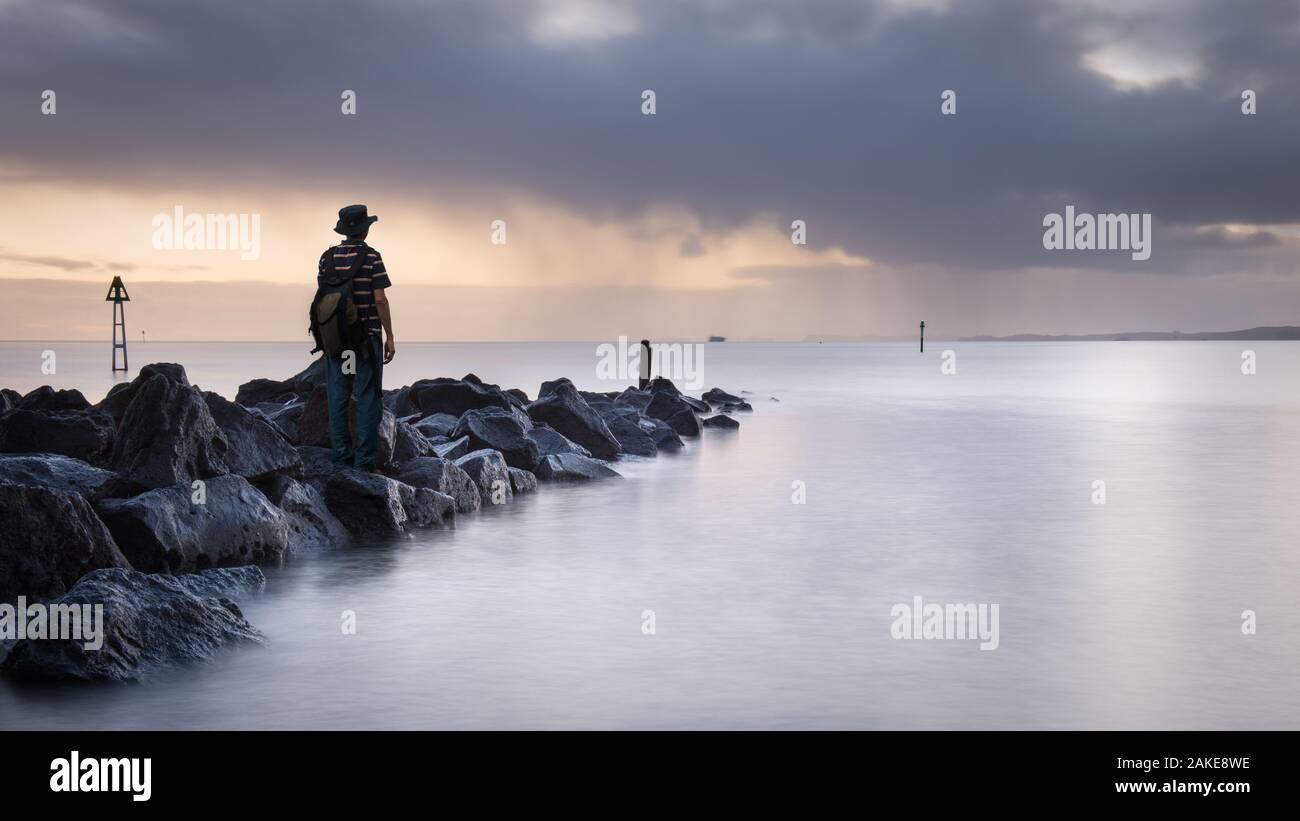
left=595, top=406, right=657, bottom=457
left=394, top=377, right=514, bottom=418
left=640, top=416, right=685, bottom=450
left=235, top=358, right=326, bottom=406
left=534, top=453, right=621, bottom=482
left=0, top=453, right=129, bottom=501
left=702, top=387, right=743, bottom=405
left=538, top=377, right=576, bottom=399
left=391, top=420, right=434, bottom=464
left=432, top=436, right=471, bottom=460
left=296, top=387, right=396, bottom=467
left=259, top=474, right=350, bottom=552
left=95, top=475, right=289, bottom=573
left=680, top=396, right=711, bottom=413
left=397, top=484, right=456, bottom=529
left=646, top=377, right=681, bottom=396
left=92, top=362, right=194, bottom=425
left=526, top=382, right=621, bottom=461
left=412, top=413, right=459, bottom=439
left=17, top=386, right=90, bottom=413
left=454, top=449, right=513, bottom=506
left=323, top=469, right=408, bottom=536
left=0, top=388, right=20, bottom=411
left=527, top=426, right=592, bottom=458
left=1, top=566, right=264, bottom=682
left=645, top=392, right=701, bottom=437
left=395, top=457, right=480, bottom=514
left=203, top=391, right=302, bottom=481
left=0, top=482, right=129, bottom=603
left=702, top=414, right=740, bottom=430
left=0, top=407, right=115, bottom=465
left=109, top=372, right=229, bottom=490
left=295, top=445, right=336, bottom=492
left=453, top=408, right=539, bottom=469
left=507, top=467, right=538, bottom=495
left=614, top=388, right=653, bottom=412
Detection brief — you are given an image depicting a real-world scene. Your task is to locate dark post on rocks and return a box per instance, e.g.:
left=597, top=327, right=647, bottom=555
left=638, top=339, right=652, bottom=389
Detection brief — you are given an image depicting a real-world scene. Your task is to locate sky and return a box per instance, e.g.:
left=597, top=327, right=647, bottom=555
left=1, top=0, right=1299, bottom=340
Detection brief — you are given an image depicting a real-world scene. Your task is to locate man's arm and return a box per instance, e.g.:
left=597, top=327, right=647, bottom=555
left=374, top=287, right=396, bottom=363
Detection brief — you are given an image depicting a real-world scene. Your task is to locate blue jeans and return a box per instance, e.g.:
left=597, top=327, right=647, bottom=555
left=325, top=335, right=384, bottom=470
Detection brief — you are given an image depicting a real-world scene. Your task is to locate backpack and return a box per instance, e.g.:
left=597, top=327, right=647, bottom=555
left=308, top=243, right=370, bottom=358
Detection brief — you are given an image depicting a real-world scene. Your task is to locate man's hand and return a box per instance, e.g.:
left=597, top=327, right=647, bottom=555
left=383, top=335, right=396, bottom=364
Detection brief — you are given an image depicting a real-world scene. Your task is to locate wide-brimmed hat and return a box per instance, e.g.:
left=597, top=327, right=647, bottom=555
left=334, top=204, right=379, bottom=235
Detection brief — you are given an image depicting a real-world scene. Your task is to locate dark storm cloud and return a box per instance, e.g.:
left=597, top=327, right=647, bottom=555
left=2, top=0, right=1299, bottom=276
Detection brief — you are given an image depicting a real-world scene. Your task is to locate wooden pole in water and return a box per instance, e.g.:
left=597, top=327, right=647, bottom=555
left=638, top=339, right=652, bottom=389
left=919, top=320, right=925, bottom=353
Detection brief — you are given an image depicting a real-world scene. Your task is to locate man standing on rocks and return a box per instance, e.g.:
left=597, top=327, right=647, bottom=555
left=319, top=204, right=396, bottom=471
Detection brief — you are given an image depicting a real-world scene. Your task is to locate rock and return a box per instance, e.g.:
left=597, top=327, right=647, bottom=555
left=394, top=377, right=514, bottom=418
left=397, top=484, right=456, bottom=528
left=395, top=457, right=481, bottom=514
left=323, top=469, right=410, bottom=537
left=721, top=401, right=753, bottom=412
left=453, top=408, right=540, bottom=469
left=681, top=396, right=711, bottom=413
left=235, top=358, right=326, bottom=406
left=96, top=475, right=290, bottom=573
left=596, top=407, right=658, bottom=457
left=647, top=377, right=681, bottom=396
left=0, top=482, right=129, bottom=603
left=534, top=453, right=622, bottom=482
left=296, top=387, right=397, bottom=467
left=614, top=388, right=653, bottom=411
left=538, top=377, right=575, bottom=399
left=645, top=391, right=701, bottom=437
left=640, top=416, right=684, bottom=450
left=259, top=474, right=350, bottom=552
left=526, top=426, right=592, bottom=458
left=506, top=388, right=531, bottom=405
left=1, top=567, right=264, bottom=682
left=18, top=386, right=90, bottom=413
left=702, top=414, right=740, bottom=430
left=0, top=453, right=129, bottom=502
left=507, top=467, right=538, bottom=495
left=295, top=446, right=336, bottom=491
left=203, top=391, right=302, bottom=481
left=432, top=436, right=471, bottom=460
left=526, top=382, right=621, bottom=461
left=0, top=388, right=20, bottom=411
left=702, top=387, right=744, bottom=405
left=392, top=420, right=434, bottom=463
left=413, top=413, right=459, bottom=439
left=454, top=449, right=513, bottom=505
left=109, top=373, right=229, bottom=490
left=255, top=399, right=305, bottom=441
left=92, top=362, right=193, bottom=425
left=0, top=408, right=115, bottom=465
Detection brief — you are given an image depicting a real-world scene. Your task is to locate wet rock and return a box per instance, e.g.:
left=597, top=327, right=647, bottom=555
left=203, top=391, right=302, bottom=482
left=395, top=456, right=481, bottom=514
left=1, top=566, right=264, bottom=682
left=645, top=392, right=701, bottom=437
left=323, top=469, right=409, bottom=537
left=109, top=373, right=229, bottom=490
left=397, top=484, right=456, bottom=528
left=0, top=408, right=116, bottom=466
left=0, top=482, right=129, bottom=603
left=508, top=467, right=538, bottom=495
left=640, top=416, right=684, bottom=450
left=526, top=382, right=621, bottom=461
left=432, top=435, right=471, bottom=460
left=0, top=453, right=129, bottom=502
left=702, top=414, right=740, bottom=430
left=453, top=408, right=539, bottom=469
left=259, top=474, right=350, bottom=552
left=534, top=453, right=622, bottom=482
left=454, top=449, right=513, bottom=505
left=614, top=388, right=653, bottom=412
left=702, top=387, right=743, bottom=405
left=681, top=396, right=711, bottom=413
left=96, top=475, right=289, bottom=573
left=595, top=406, right=657, bottom=457
left=721, top=401, right=753, bottom=413
left=527, top=426, right=592, bottom=459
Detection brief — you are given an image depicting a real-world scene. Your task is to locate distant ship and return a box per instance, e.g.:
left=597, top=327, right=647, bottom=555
left=708, top=335, right=726, bottom=342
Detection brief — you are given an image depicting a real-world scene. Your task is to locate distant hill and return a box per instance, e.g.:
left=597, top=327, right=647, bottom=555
left=959, top=326, right=1300, bottom=342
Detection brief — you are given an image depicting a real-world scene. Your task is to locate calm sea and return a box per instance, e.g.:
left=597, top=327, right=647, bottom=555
left=1, top=340, right=1297, bottom=729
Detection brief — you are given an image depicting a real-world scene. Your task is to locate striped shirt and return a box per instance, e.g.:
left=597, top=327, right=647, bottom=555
left=318, top=240, right=391, bottom=337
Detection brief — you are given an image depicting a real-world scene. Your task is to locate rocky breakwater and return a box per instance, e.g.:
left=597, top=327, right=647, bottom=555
left=0, top=360, right=754, bottom=680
